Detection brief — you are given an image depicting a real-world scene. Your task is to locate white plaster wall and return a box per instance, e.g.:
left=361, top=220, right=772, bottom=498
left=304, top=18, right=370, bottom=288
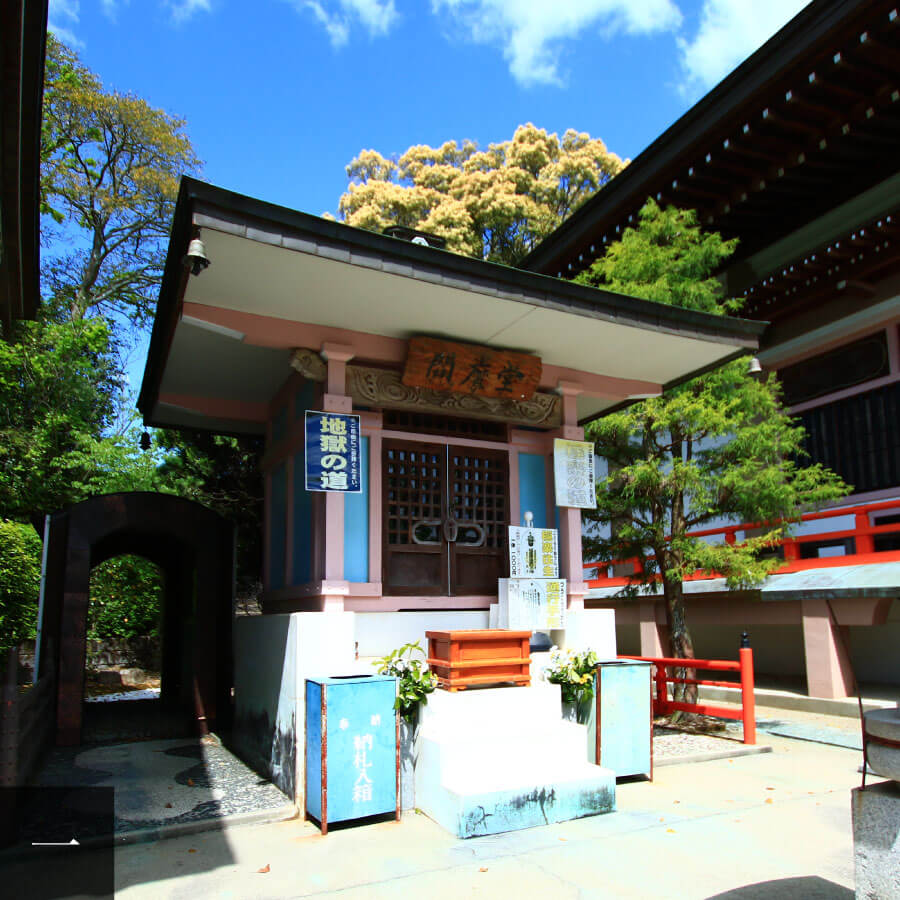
left=354, top=610, right=489, bottom=657
left=233, top=612, right=358, bottom=803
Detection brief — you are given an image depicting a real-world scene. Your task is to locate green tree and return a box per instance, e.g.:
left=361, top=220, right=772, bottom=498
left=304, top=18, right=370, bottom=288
left=577, top=200, right=848, bottom=676
left=155, top=429, right=265, bottom=590
left=0, top=316, right=117, bottom=527
left=0, top=521, right=42, bottom=654
left=337, top=123, right=625, bottom=264
left=40, top=34, right=200, bottom=327
left=88, top=555, right=162, bottom=642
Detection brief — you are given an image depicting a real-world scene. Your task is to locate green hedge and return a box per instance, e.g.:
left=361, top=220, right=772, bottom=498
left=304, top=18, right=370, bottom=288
left=0, top=520, right=42, bottom=654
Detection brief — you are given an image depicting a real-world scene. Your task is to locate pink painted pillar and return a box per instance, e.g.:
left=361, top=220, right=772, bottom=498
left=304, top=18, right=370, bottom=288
left=801, top=596, right=854, bottom=698
left=320, top=342, right=354, bottom=610
left=556, top=381, right=588, bottom=612
left=639, top=599, right=669, bottom=657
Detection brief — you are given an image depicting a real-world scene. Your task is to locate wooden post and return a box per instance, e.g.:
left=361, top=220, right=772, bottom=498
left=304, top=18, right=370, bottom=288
left=739, top=635, right=756, bottom=745
left=1, top=647, right=19, bottom=787
left=855, top=512, right=874, bottom=554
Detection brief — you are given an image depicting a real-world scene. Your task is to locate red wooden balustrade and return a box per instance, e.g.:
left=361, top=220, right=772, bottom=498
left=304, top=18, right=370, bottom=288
left=619, top=645, right=756, bottom=744
left=585, top=499, right=900, bottom=588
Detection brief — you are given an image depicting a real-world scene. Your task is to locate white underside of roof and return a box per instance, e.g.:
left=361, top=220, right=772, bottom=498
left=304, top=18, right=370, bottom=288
left=152, top=226, right=754, bottom=431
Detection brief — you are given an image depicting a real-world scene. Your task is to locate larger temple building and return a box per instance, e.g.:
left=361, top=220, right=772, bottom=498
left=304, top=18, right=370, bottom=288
left=523, top=0, right=900, bottom=699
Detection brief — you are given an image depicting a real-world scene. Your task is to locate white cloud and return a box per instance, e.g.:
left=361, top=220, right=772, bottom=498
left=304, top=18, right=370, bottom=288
left=166, top=0, right=213, bottom=24
left=677, top=0, right=808, bottom=99
left=48, top=0, right=84, bottom=47
left=431, top=0, right=682, bottom=87
left=292, top=0, right=398, bottom=47
left=100, top=0, right=129, bottom=21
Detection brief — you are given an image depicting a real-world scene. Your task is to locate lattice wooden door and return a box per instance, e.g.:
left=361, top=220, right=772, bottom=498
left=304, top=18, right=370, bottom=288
left=383, top=440, right=448, bottom=595
left=382, top=440, right=509, bottom=595
left=447, top=445, right=508, bottom=595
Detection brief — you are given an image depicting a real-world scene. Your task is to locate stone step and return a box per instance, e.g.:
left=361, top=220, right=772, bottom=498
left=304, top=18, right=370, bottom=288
left=420, top=683, right=565, bottom=730
left=418, top=722, right=589, bottom=776
left=419, top=763, right=616, bottom=838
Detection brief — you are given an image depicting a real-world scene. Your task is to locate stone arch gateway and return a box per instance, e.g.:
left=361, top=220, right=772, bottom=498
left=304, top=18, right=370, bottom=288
left=36, top=492, right=235, bottom=745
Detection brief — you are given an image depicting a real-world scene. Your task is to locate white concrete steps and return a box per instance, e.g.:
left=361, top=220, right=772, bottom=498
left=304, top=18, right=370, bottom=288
left=415, top=683, right=615, bottom=838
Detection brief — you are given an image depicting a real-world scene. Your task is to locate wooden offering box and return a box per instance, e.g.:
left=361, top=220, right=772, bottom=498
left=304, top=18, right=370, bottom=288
left=426, top=629, right=532, bottom=691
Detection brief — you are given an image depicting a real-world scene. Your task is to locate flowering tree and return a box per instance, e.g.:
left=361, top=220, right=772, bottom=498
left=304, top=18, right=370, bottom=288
left=336, top=123, right=625, bottom=264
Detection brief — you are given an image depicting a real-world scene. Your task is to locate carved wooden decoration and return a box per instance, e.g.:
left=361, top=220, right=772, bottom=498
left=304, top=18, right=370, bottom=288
left=290, top=348, right=327, bottom=382
left=347, top=365, right=561, bottom=428
left=402, top=337, right=541, bottom=400
left=290, top=346, right=559, bottom=427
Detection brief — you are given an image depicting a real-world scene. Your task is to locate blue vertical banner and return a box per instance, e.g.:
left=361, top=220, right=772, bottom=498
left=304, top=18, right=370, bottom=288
left=305, top=410, right=362, bottom=493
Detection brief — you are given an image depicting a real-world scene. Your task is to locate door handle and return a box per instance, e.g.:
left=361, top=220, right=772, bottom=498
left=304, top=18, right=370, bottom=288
left=411, top=519, right=442, bottom=545
left=442, top=518, right=459, bottom=543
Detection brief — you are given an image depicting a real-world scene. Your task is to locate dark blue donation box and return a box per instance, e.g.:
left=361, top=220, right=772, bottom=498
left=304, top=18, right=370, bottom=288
left=304, top=674, right=399, bottom=833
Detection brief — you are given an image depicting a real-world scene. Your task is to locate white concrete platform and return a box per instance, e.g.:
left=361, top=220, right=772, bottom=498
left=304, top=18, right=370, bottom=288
left=415, top=683, right=615, bottom=838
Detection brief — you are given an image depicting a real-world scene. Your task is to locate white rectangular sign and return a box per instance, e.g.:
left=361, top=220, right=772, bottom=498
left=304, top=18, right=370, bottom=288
left=498, top=578, right=567, bottom=631
left=508, top=526, right=559, bottom=578
left=553, top=438, right=596, bottom=509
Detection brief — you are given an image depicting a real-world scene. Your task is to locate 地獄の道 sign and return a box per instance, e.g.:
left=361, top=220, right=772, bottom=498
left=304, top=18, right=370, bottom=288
left=305, top=411, right=362, bottom=493
left=553, top=438, right=596, bottom=509
left=508, top=526, right=559, bottom=578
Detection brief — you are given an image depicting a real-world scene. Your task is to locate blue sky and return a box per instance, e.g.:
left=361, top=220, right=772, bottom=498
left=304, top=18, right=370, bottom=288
left=49, top=0, right=809, bottom=221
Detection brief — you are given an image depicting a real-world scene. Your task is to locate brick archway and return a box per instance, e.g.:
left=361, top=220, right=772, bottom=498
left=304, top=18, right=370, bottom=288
left=37, top=492, right=234, bottom=746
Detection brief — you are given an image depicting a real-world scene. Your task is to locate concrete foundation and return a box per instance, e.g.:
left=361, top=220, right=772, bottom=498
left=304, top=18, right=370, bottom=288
left=852, top=781, right=900, bottom=899
left=232, top=612, right=356, bottom=802
left=415, top=683, right=615, bottom=838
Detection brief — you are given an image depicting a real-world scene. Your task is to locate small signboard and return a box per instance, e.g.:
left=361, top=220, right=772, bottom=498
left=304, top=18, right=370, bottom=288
left=305, top=411, right=362, bottom=493
left=509, top=526, right=559, bottom=578
left=553, top=438, right=596, bottom=509
left=498, top=578, right=567, bottom=630
left=402, top=336, right=541, bottom=399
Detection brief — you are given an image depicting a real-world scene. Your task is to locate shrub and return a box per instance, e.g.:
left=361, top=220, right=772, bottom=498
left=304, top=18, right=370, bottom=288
left=0, top=520, right=42, bottom=654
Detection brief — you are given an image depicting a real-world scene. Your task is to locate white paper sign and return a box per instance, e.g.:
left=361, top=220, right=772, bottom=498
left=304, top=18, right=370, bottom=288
left=498, top=578, right=567, bottom=630
left=508, top=526, right=559, bottom=578
left=553, top=438, right=596, bottom=509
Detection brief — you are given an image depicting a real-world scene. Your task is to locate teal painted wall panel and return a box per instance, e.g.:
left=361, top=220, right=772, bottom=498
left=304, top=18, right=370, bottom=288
left=293, top=451, right=313, bottom=584
left=269, top=463, right=287, bottom=590
left=344, top=437, right=369, bottom=582
left=518, top=453, right=548, bottom=528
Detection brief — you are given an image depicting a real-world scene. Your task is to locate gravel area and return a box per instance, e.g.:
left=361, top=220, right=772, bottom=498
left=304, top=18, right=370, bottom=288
left=84, top=688, right=161, bottom=703
left=25, top=735, right=291, bottom=842
left=652, top=725, right=751, bottom=761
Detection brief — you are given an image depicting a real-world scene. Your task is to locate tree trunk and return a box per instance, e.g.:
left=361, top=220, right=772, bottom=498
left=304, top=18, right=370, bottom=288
left=661, top=575, right=698, bottom=709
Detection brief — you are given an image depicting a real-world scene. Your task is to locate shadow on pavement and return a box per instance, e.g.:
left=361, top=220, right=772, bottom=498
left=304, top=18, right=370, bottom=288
left=706, top=875, right=853, bottom=899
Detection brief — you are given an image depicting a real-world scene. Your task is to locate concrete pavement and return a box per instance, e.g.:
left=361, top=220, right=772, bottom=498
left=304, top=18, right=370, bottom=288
left=103, top=731, right=867, bottom=900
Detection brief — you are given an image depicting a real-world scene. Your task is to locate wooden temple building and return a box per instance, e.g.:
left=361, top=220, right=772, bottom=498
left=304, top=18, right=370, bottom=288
left=524, top=0, right=900, bottom=697
left=137, top=178, right=762, bottom=644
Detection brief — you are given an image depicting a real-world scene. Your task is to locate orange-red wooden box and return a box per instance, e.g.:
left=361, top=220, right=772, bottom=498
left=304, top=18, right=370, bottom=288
left=425, top=629, right=532, bottom=691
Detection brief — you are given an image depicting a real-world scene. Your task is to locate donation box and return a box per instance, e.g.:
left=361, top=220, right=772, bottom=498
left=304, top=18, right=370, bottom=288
left=305, top=674, right=399, bottom=833
left=586, top=660, right=652, bottom=779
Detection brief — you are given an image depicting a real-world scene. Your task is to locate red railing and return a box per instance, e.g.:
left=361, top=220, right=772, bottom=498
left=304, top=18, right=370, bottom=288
left=620, top=643, right=756, bottom=744
left=586, top=499, right=900, bottom=588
